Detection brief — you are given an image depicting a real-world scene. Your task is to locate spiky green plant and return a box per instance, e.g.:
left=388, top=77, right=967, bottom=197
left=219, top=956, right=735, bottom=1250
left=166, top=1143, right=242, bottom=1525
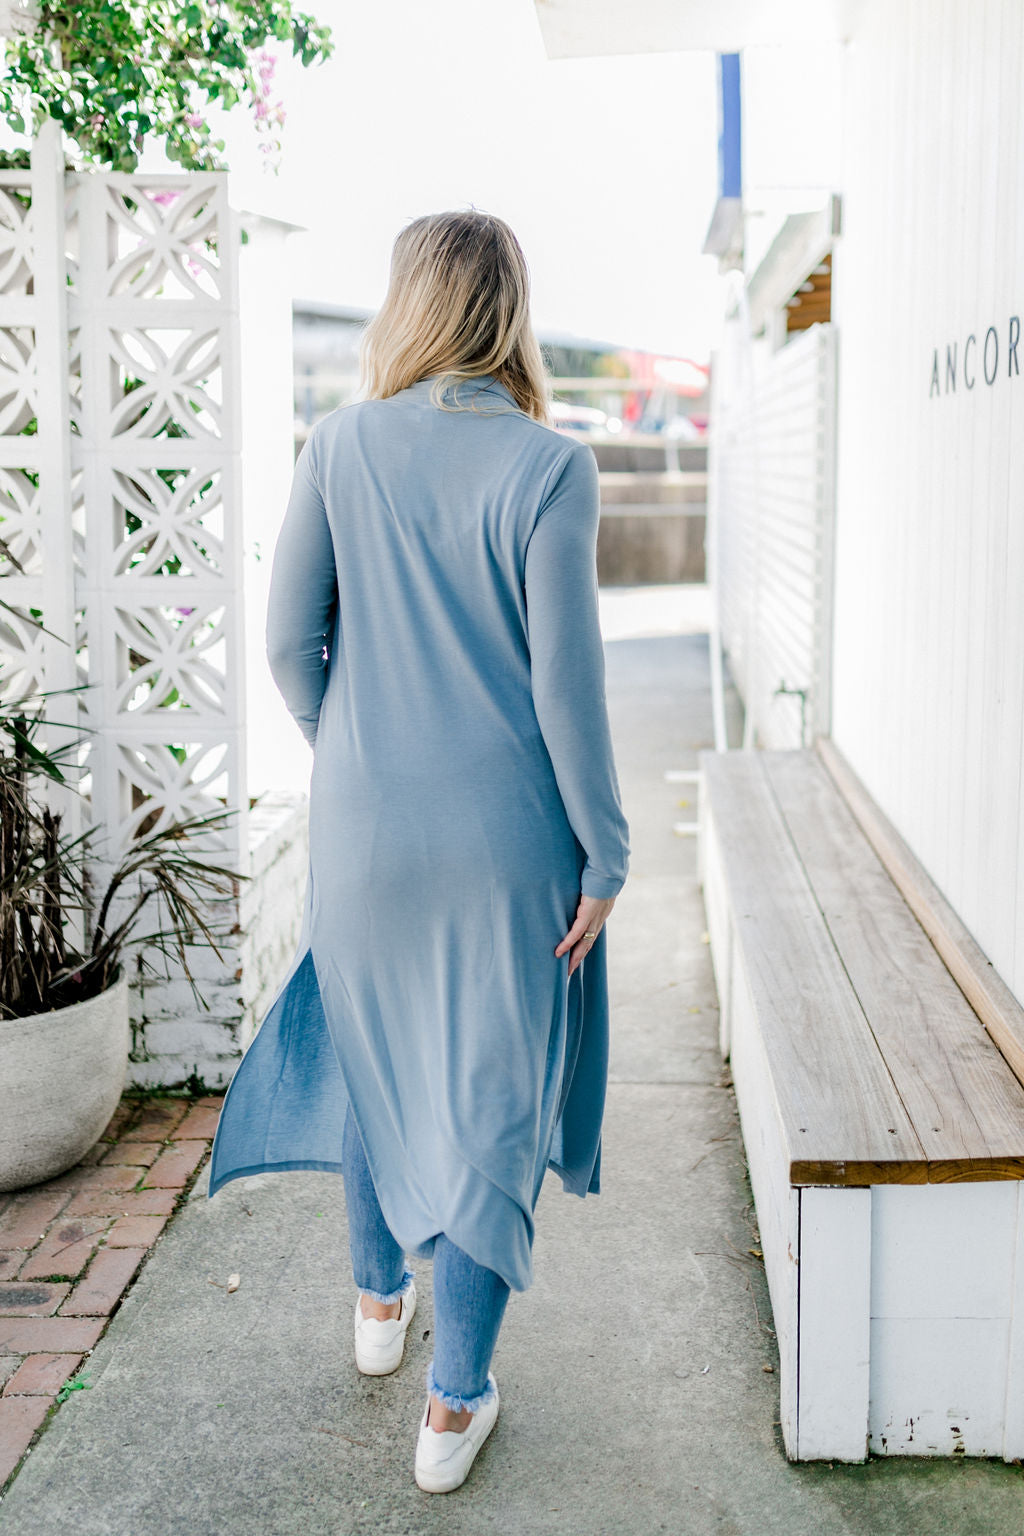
left=0, top=696, right=245, bottom=1021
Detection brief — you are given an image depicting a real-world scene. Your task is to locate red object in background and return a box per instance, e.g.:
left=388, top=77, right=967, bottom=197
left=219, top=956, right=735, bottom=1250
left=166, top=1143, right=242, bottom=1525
left=620, top=350, right=710, bottom=398
left=616, top=350, right=710, bottom=431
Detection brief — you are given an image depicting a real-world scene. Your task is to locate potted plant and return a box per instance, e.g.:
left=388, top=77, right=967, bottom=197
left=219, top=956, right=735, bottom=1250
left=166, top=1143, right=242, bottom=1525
left=0, top=698, right=242, bottom=1190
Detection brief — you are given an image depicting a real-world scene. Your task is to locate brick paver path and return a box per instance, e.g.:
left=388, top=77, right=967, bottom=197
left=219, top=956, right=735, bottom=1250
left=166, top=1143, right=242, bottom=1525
left=0, top=1093, right=222, bottom=1489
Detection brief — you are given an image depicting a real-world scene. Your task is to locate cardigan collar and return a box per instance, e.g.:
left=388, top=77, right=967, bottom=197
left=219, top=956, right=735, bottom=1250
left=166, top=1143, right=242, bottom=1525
left=402, top=372, right=519, bottom=409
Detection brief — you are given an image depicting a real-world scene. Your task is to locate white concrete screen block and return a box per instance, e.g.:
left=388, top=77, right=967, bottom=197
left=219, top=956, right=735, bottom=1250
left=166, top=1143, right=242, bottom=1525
left=0, top=133, right=308, bottom=1087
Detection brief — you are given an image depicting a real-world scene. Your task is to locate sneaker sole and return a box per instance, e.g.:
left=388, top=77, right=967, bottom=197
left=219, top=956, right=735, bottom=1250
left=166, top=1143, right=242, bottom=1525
left=355, top=1348, right=406, bottom=1376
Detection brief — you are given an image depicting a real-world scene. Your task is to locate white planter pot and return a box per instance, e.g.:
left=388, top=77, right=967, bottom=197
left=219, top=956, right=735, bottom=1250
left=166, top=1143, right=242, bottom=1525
left=0, top=970, right=131, bottom=1192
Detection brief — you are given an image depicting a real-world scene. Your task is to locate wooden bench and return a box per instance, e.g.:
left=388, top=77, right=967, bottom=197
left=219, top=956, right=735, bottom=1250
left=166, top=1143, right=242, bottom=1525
left=697, top=742, right=1024, bottom=1462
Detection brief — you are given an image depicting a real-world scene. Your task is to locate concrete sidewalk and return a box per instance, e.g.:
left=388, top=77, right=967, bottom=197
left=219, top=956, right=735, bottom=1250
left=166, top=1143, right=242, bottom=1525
left=3, top=605, right=1023, bottom=1534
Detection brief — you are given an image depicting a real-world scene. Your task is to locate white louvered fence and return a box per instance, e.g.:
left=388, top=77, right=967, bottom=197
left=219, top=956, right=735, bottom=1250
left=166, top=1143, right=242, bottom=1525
left=710, top=318, right=838, bottom=750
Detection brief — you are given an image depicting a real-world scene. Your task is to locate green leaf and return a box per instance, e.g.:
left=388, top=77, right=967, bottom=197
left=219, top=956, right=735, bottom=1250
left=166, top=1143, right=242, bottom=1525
left=0, top=0, right=334, bottom=170
left=55, top=1374, right=93, bottom=1404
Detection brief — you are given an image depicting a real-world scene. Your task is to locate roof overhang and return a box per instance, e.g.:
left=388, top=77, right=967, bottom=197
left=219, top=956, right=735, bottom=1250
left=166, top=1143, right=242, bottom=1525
left=746, top=195, right=841, bottom=332
left=702, top=197, right=745, bottom=269
left=531, top=0, right=860, bottom=59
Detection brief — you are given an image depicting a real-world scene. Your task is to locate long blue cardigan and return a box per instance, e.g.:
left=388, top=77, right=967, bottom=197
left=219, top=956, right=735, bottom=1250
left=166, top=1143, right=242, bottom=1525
left=207, top=374, right=630, bottom=1292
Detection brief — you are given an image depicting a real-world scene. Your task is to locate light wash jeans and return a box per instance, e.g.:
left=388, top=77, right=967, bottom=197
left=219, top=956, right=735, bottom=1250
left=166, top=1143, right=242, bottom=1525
left=342, top=1105, right=510, bottom=1413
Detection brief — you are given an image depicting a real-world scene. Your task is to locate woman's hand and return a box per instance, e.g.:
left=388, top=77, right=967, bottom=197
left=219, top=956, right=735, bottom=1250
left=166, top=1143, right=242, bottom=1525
left=555, top=894, right=616, bottom=977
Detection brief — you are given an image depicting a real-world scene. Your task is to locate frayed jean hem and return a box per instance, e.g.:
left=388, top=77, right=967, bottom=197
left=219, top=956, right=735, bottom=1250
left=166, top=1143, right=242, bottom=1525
left=426, top=1363, right=497, bottom=1415
left=357, top=1266, right=415, bottom=1306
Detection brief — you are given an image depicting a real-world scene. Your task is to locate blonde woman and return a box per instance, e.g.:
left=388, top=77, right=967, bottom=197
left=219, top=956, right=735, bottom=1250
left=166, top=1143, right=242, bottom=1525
left=208, top=209, right=629, bottom=1493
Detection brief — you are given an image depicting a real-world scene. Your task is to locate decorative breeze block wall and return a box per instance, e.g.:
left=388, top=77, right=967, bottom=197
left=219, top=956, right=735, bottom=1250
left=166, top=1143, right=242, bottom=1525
left=0, top=127, right=302, bottom=1087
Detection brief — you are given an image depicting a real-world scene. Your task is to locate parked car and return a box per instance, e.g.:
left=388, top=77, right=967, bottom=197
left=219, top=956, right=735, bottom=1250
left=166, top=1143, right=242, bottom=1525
left=662, top=415, right=703, bottom=440
left=550, top=400, right=619, bottom=435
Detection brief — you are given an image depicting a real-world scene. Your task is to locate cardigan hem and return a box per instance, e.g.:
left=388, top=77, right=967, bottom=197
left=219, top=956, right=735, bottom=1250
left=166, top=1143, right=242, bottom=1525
left=207, top=1156, right=344, bottom=1200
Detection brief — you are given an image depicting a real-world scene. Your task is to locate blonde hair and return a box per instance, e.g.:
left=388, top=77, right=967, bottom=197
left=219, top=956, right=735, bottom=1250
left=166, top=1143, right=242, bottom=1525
left=358, top=210, right=551, bottom=425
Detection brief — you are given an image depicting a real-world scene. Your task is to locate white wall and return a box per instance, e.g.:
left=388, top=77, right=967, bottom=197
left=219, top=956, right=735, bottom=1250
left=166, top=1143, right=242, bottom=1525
left=741, top=41, right=844, bottom=275
left=238, top=792, right=310, bottom=1052
left=237, top=213, right=316, bottom=804
left=830, top=0, right=1024, bottom=1001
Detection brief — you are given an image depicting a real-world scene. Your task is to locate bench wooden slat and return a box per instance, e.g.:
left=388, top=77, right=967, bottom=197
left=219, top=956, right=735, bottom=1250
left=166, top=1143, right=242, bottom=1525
left=701, top=750, right=926, bottom=1183
left=761, top=750, right=1024, bottom=1181
left=815, top=734, right=1024, bottom=1096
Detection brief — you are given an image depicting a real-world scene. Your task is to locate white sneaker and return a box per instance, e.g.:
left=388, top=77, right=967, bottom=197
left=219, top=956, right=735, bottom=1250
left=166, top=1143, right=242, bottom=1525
left=353, top=1281, right=417, bottom=1376
left=414, top=1374, right=499, bottom=1493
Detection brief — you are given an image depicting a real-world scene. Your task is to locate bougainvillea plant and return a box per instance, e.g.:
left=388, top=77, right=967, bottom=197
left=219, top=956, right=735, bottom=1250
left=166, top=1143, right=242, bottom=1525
left=0, top=0, right=333, bottom=172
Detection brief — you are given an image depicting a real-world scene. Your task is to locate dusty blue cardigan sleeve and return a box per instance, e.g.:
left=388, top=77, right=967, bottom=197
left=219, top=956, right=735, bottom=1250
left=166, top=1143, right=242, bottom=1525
left=265, top=428, right=337, bottom=748
left=524, top=442, right=630, bottom=899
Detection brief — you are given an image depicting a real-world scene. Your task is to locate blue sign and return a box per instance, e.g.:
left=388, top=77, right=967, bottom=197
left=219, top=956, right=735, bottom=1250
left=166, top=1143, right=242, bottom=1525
left=718, top=53, right=742, bottom=200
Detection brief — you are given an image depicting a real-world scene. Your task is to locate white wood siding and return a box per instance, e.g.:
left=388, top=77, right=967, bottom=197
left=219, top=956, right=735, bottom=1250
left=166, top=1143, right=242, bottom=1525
left=830, top=0, right=1024, bottom=1005
left=711, top=319, right=837, bottom=749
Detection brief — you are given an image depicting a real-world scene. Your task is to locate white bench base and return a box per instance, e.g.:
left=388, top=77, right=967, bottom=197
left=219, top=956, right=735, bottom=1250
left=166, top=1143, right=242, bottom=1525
left=702, top=800, right=1024, bottom=1462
